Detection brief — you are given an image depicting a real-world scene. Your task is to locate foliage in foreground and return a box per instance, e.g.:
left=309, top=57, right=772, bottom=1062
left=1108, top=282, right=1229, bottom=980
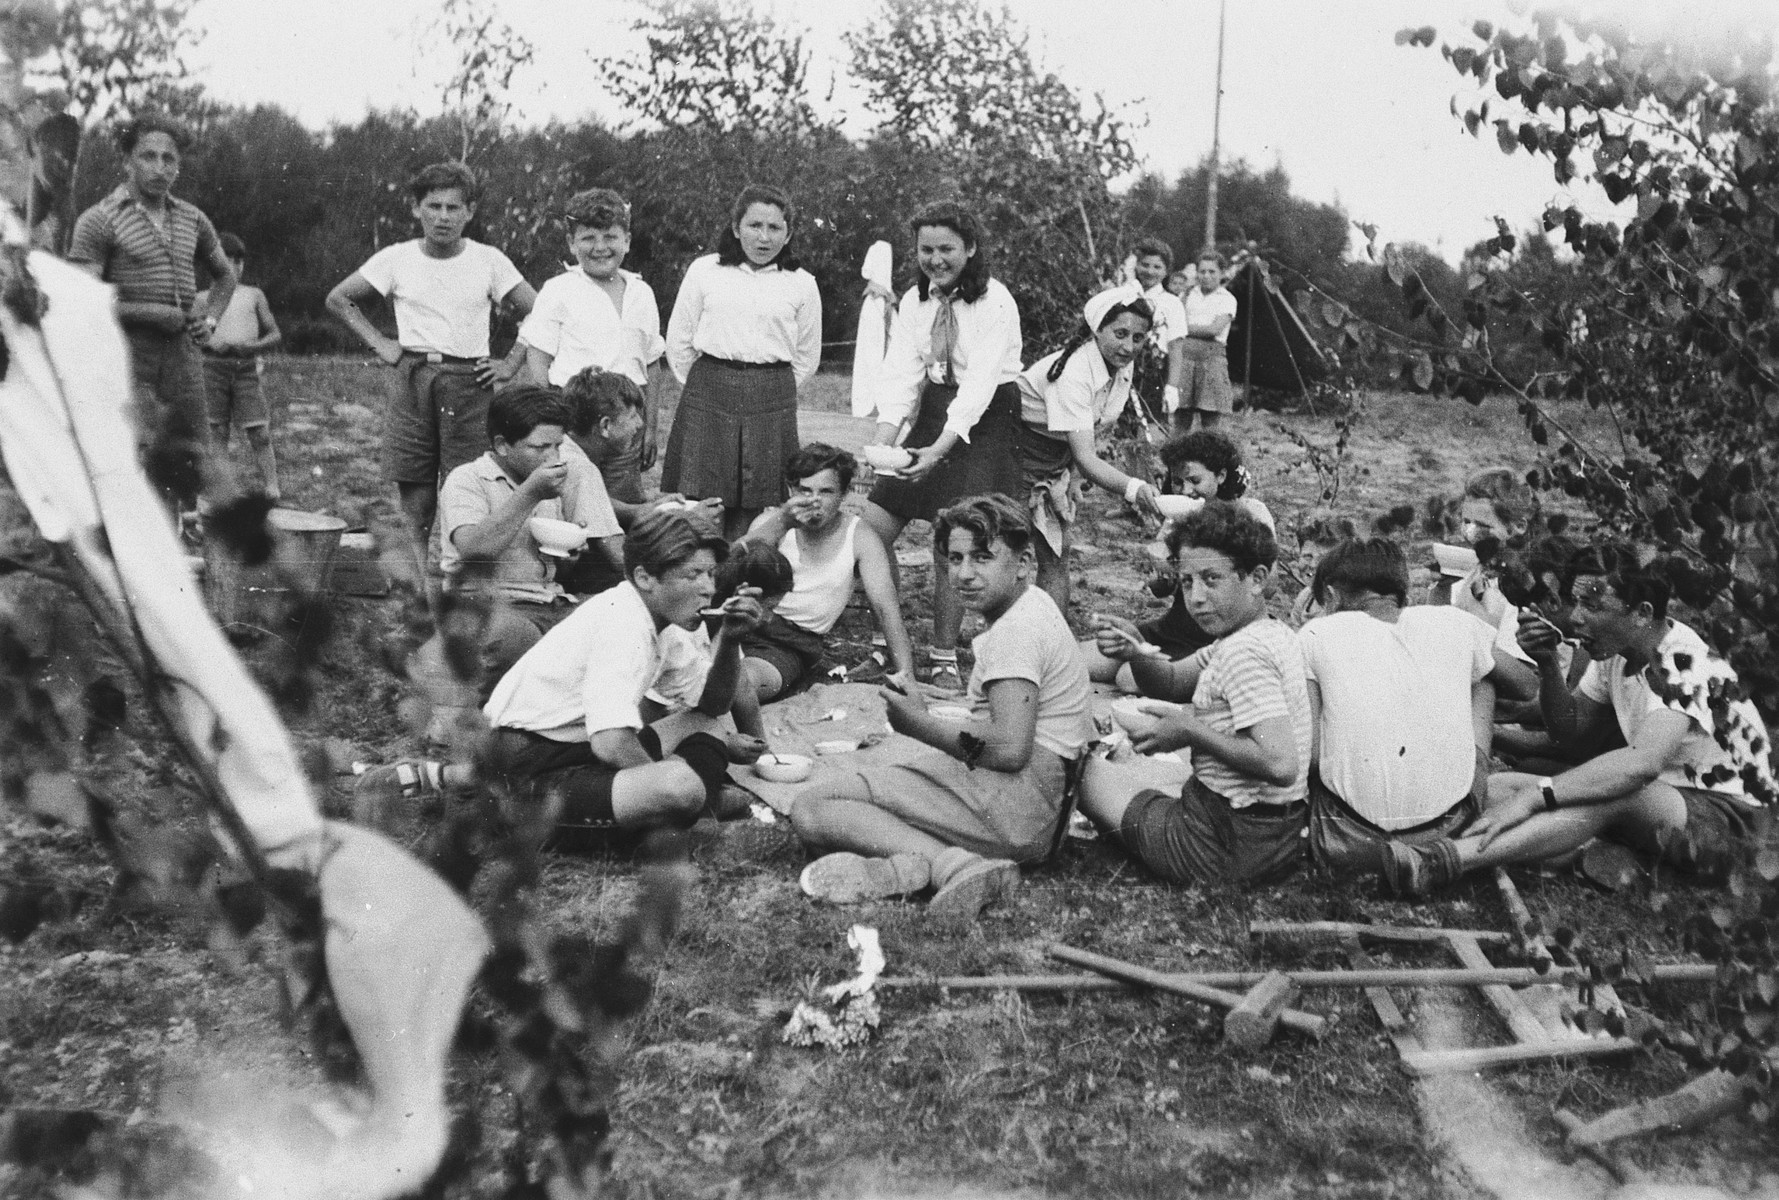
left=1385, top=6, right=1779, bottom=1123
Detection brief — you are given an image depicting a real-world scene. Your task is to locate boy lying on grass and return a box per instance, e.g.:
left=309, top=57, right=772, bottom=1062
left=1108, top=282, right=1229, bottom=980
left=1083, top=501, right=1313, bottom=887
left=790, top=493, right=1094, bottom=917
left=356, top=508, right=766, bottom=837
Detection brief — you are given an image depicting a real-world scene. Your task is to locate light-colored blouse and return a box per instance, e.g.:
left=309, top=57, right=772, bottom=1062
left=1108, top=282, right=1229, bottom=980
left=873, top=278, right=1023, bottom=444
left=665, top=253, right=822, bottom=387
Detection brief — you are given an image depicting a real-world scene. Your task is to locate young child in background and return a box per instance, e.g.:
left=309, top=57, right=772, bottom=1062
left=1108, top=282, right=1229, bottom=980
left=197, top=232, right=283, bottom=499
left=1288, top=514, right=1356, bottom=626
left=1082, top=501, right=1312, bottom=888
left=710, top=540, right=795, bottom=752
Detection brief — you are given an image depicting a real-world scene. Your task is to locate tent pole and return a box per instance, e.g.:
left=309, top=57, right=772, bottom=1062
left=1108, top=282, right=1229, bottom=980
left=1243, top=260, right=1256, bottom=411
left=1204, top=0, right=1226, bottom=252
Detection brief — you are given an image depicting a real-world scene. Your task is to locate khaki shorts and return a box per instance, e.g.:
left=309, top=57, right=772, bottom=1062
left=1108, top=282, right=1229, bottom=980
left=827, top=746, right=1068, bottom=864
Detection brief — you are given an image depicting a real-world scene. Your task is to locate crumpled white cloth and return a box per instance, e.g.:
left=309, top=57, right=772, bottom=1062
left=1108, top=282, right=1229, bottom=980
left=0, top=234, right=324, bottom=868
left=850, top=241, right=893, bottom=419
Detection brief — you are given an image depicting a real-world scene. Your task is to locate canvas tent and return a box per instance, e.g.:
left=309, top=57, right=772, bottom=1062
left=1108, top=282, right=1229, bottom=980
left=1224, top=257, right=1330, bottom=395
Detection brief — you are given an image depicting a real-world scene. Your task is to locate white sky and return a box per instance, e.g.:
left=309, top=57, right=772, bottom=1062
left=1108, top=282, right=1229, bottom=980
left=184, top=0, right=1774, bottom=263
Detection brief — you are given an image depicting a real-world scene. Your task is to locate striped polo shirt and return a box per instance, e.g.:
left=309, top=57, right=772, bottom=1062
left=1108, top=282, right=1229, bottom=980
left=68, top=185, right=221, bottom=313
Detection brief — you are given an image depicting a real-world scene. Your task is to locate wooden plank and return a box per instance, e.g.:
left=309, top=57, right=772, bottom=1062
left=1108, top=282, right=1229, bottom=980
left=1045, top=944, right=1329, bottom=1041
left=1445, top=931, right=1564, bottom=1045
left=1495, top=868, right=1626, bottom=1021
left=1253, top=920, right=1511, bottom=945
left=1401, top=1036, right=1641, bottom=1076
left=1340, top=934, right=1423, bottom=1061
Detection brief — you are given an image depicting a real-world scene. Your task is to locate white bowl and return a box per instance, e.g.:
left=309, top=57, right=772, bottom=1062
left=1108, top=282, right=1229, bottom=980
left=753, top=753, right=813, bottom=784
left=862, top=445, right=914, bottom=473
left=1153, top=494, right=1205, bottom=521
left=1110, top=697, right=1178, bottom=736
left=528, top=516, right=589, bottom=557
left=1432, top=543, right=1479, bottom=577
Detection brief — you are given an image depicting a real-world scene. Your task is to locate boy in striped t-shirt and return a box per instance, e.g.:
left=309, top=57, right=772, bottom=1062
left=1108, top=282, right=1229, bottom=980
left=1084, top=501, right=1313, bottom=886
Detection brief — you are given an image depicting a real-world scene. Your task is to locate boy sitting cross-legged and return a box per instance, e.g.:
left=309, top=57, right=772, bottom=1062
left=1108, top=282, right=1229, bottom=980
left=1083, top=501, right=1313, bottom=887
left=790, top=493, right=1094, bottom=916
left=356, top=508, right=766, bottom=837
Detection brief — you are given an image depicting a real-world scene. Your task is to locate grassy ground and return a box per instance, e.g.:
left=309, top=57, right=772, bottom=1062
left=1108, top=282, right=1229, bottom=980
left=2, top=357, right=1776, bottom=1198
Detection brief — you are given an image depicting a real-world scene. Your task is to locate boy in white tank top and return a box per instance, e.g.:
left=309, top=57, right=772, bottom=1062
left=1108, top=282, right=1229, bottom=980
left=733, top=444, right=917, bottom=704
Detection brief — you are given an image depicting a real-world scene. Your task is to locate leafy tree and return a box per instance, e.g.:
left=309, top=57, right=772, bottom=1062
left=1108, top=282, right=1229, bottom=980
left=594, top=0, right=827, bottom=136
left=34, top=0, right=200, bottom=124
left=1401, top=9, right=1778, bottom=1119
left=423, top=0, right=536, bottom=164
left=847, top=0, right=1139, bottom=350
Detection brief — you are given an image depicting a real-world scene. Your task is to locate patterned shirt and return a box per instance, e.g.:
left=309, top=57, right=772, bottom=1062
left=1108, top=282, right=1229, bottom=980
left=69, top=185, right=221, bottom=312
left=1188, top=616, right=1313, bottom=809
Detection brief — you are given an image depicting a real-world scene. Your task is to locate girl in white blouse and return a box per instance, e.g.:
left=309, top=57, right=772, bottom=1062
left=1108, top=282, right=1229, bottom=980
left=663, top=184, right=822, bottom=539
left=1016, top=284, right=1165, bottom=616
left=863, top=202, right=1025, bottom=690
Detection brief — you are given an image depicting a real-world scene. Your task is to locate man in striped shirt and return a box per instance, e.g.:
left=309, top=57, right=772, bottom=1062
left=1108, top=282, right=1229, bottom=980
left=69, top=113, right=235, bottom=500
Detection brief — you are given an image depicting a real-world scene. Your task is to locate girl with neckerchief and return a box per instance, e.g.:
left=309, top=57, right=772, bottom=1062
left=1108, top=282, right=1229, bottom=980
left=861, top=202, right=1025, bottom=691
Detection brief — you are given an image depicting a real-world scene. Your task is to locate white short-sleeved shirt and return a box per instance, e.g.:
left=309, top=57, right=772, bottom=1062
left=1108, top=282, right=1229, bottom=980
left=1142, top=284, right=1188, bottom=349
left=965, top=586, right=1094, bottom=760
left=1298, top=608, right=1496, bottom=829
left=519, top=267, right=663, bottom=387
left=437, top=451, right=621, bottom=603
left=1184, top=286, right=1239, bottom=346
left=1579, top=620, right=1765, bottom=802
left=664, top=253, right=823, bottom=387
left=483, top=582, right=711, bottom=742
left=1188, top=617, right=1313, bottom=809
left=356, top=239, right=526, bottom=359
left=873, top=278, right=1024, bottom=443
left=1017, top=341, right=1132, bottom=433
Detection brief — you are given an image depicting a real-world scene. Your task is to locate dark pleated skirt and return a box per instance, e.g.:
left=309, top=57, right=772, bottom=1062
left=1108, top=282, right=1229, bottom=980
left=868, top=379, right=1025, bottom=522
left=661, top=357, right=798, bottom=509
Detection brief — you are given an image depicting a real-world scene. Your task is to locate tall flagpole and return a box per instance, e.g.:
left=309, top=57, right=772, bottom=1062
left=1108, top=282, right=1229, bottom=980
left=1203, top=0, right=1226, bottom=252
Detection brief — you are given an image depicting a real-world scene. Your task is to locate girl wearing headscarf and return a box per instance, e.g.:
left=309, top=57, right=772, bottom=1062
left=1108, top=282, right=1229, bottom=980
left=1016, top=284, right=1164, bottom=615
left=663, top=183, right=822, bottom=539
left=863, top=202, right=1025, bottom=691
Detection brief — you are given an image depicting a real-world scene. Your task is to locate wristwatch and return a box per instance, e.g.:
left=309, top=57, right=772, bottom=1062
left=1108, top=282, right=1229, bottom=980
left=1537, top=777, right=1558, bottom=811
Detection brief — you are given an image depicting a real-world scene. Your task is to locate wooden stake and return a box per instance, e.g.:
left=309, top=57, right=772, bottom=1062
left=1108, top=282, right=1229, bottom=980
left=872, top=963, right=1713, bottom=993
left=1224, top=971, right=1297, bottom=1049
left=1047, top=944, right=1329, bottom=1041
left=1565, top=1069, right=1748, bottom=1148
left=1252, top=920, right=1511, bottom=945
left=1553, top=1109, right=1644, bottom=1185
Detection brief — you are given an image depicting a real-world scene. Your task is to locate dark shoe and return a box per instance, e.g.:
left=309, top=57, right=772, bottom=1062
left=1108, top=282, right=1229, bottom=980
left=1380, top=838, right=1463, bottom=898
left=1579, top=840, right=1646, bottom=891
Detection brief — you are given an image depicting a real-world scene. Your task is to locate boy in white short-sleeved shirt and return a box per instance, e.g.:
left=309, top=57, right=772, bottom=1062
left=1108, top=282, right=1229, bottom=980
left=326, top=161, right=536, bottom=569
left=1296, top=538, right=1537, bottom=879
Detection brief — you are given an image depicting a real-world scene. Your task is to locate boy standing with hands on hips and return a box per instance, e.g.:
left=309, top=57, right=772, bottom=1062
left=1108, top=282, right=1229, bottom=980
left=326, top=162, right=536, bottom=581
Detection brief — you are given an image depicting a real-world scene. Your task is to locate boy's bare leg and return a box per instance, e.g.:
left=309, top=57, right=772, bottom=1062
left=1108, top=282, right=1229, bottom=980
left=1454, top=781, right=1687, bottom=873
left=397, top=480, right=440, bottom=613
left=246, top=424, right=280, bottom=501
left=1079, top=753, right=1192, bottom=832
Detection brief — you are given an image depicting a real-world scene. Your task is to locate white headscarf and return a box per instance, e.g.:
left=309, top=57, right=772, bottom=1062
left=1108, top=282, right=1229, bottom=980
left=1084, top=282, right=1146, bottom=333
